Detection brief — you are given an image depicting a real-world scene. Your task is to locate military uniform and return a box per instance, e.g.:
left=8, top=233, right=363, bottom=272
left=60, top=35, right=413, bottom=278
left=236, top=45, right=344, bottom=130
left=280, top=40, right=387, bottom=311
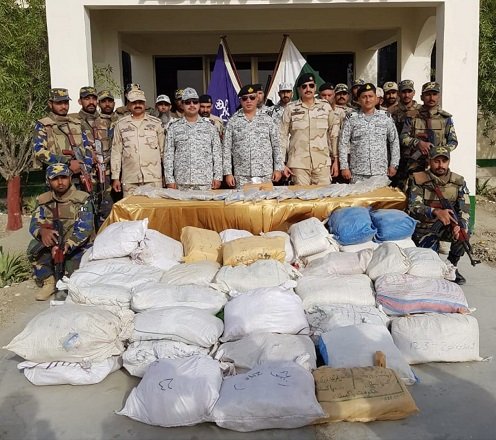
left=111, top=113, right=165, bottom=196
left=280, top=98, right=337, bottom=185
left=209, top=114, right=225, bottom=140
left=223, top=110, right=284, bottom=189
left=267, top=102, right=287, bottom=125
left=338, top=109, right=400, bottom=183
left=165, top=116, right=223, bottom=190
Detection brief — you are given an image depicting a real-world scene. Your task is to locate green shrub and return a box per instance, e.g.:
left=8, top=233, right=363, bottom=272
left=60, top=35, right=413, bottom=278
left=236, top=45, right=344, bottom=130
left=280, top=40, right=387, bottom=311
left=0, top=246, right=31, bottom=287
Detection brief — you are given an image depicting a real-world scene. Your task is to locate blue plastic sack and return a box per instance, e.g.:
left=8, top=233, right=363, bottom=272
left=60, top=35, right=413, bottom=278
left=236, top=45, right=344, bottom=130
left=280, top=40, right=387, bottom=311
left=327, top=207, right=376, bottom=245
left=370, top=209, right=417, bottom=242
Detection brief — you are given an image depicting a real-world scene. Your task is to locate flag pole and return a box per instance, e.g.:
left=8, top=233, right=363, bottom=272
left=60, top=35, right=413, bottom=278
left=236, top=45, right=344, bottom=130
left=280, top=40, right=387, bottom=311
left=265, top=34, right=289, bottom=99
left=221, top=35, right=242, bottom=88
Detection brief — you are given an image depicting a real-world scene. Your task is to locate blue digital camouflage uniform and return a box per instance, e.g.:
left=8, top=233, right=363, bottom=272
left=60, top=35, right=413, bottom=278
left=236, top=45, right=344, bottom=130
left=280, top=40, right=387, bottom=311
left=27, top=165, right=94, bottom=282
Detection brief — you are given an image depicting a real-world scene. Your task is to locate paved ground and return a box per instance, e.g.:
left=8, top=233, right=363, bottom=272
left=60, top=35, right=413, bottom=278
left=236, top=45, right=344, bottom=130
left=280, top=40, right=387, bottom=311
left=0, top=256, right=495, bottom=440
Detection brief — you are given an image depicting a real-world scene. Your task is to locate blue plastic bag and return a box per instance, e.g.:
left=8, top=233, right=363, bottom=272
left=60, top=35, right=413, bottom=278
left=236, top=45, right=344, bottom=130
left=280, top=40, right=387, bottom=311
left=370, top=209, right=417, bottom=241
left=327, top=206, right=376, bottom=245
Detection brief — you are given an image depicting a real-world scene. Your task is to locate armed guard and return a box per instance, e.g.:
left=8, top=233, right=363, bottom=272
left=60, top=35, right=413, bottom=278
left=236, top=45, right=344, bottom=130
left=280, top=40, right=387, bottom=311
left=27, top=164, right=94, bottom=301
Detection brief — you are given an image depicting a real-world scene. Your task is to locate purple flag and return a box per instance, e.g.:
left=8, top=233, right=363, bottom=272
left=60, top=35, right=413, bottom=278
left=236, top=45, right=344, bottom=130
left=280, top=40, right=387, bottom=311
left=207, top=43, right=240, bottom=123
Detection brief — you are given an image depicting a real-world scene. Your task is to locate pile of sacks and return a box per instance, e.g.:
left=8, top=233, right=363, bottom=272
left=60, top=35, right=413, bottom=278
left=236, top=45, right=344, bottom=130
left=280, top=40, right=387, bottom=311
left=3, top=208, right=482, bottom=430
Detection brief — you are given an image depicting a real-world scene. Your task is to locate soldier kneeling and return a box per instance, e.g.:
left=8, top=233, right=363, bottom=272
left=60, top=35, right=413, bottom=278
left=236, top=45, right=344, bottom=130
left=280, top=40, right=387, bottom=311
left=27, top=164, right=95, bottom=301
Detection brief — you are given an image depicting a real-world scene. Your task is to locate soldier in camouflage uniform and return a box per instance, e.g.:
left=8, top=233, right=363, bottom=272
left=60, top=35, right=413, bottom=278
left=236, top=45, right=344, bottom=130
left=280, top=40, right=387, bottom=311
left=339, top=83, right=400, bottom=183
left=115, top=83, right=141, bottom=118
left=171, top=89, right=184, bottom=119
left=223, top=85, right=284, bottom=189
left=407, top=146, right=470, bottom=284
left=334, top=83, right=353, bottom=114
left=383, top=81, right=399, bottom=108
left=27, top=164, right=94, bottom=300
left=32, top=88, right=93, bottom=189
left=280, top=73, right=338, bottom=185
left=267, top=82, right=293, bottom=126
left=111, top=90, right=165, bottom=197
left=350, top=78, right=365, bottom=110
left=74, top=86, right=99, bottom=145
left=153, top=94, right=174, bottom=132
left=165, top=88, right=223, bottom=191
left=401, top=81, right=458, bottom=172
left=199, top=94, right=225, bottom=140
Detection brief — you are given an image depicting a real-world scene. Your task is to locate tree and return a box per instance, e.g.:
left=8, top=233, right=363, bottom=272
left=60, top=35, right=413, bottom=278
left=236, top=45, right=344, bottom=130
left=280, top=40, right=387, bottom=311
left=479, top=0, right=496, bottom=118
left=0, top=0, right=50, bottom=231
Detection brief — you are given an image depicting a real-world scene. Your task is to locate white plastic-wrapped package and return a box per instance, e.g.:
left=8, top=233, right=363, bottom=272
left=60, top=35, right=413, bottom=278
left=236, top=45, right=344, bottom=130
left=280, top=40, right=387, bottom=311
left=123, top=340, right=210, bottom=377
left=92, top=219, right=148, bottom=259
left=60, top=278, right=132, bottom=309
left=132, top=307, right=224, bottom=348
left=211, top=259, right=299, bottom=293
left=79, top=247, right=132, bottom=269
left=318, top=324, right=417, bottom=385
left=212, top=361, right=325, bottom=431
left=306, top=304, right=390, bottom=342
left=18, top=356, right=122, bottom=386
left=4, top=305, right=133, bottom=363
left=221, top=287, right=309, bottom=342
left=366, top=242, right=411, bottom=281
left=383, top=238, right=416, bottom=249
left=117, top=356, right=222, bottom=427
left=160, top=261, right=220, bottom=287
left=339, top=241, right=379, bottom=253
left=288, top=217, right=338, bottom=258
left=215, top=333, right=316, bottom=373
left=260, top=231, right=295, bottom=263
left=131, top=283, right=227, bottom=314
left=303, top=249, right=373, bottom=277
left=219, top=229, right=253, bottom=243
left=404, top=247, right=453, bottom=279
left=295, top=274, right=375, bottom=310
left=130, top=229, right=183, bottom=271
left=391, top=313, right=482, bottom=364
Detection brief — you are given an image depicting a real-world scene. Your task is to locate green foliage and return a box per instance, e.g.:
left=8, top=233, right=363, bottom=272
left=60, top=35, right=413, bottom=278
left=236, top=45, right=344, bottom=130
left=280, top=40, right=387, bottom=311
left=0, top=0, right=50, bottom=180
left=22, top=195, right=39, bottom=215
left=93, top=64, right=123, bottom=97
left=479, top=0, right=496, bottom=118
left=476, top=177, right=493, bottom=196
left=0, top=246, right=31, bottom=287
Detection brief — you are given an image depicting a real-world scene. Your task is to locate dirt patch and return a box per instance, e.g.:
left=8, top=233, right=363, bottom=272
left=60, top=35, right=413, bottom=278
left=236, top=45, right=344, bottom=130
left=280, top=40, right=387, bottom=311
left=472, top=195, right=496, bottom=268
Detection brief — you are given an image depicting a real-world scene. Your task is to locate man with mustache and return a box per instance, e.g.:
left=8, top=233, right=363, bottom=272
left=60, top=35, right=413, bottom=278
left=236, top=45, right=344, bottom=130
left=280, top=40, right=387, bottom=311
left=111, top=90, right=165, bottom=197
left=267, top=83, right=293, bottom=126
left=75, top=86, right=99, bottom=145
left=334, top=83, right=353, bottom=114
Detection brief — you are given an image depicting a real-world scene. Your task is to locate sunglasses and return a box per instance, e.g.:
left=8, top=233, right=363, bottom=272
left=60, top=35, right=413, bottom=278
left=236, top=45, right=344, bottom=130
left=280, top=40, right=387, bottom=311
left=240, top=94, right=257, bottom=102
left=183, top=99, right=199, bottom=105
left=300, top=83, right=315, bottom=90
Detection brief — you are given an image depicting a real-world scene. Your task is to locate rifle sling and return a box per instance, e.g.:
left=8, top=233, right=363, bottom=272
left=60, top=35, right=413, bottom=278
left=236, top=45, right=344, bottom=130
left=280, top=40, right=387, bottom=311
left=58, top=123, right=78, bottom=149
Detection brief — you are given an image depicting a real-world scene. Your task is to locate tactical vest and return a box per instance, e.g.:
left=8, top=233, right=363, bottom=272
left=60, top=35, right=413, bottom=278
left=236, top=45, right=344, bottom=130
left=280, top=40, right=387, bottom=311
left=412, top=170, right=464, bottom=212
left=38, top=114, right=84, bottom=159
left=409, top=107, right=452, bottom=148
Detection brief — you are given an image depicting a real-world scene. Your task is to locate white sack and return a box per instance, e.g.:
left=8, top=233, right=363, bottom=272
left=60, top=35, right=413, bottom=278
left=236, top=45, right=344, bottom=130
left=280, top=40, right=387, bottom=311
left=131, top=283, right=227, bottom=314
left=288, top=217, right=339, bottom=258
left=405, top=247, right=453, bottom=279
left=339, top=241, right=379, bottom=253
left=215, top=333, right=316, bottom=373
left=383, top=238, right=416, bottom=249
left=391, top=313, right=482, bottom=364
left=80, top=247, right=132, bottom=269
left=18, top=356, right=122, bottom=386
left=221, top=287, right=309, bottom=342
left=261, top=231, right=295, bottom=263
left=319, top=324, right=417, bottom=385
left=161, top=261, right=220, bottom=287
left=123, top=340, right=210, bottom=377
left=132, top=307, right=223, bottom=348
left=92, top=219, right=148, bottom=259
left=130, top=229, right=183, bottom=271
left=62, top=279, right=132, bottom=309
left=306, top=304, right=390, bottom=342
left=295, top=274, right=375, bottom=310
left=219, top=229, right=253, bottom=243
left=212, top=362, right=325, bottom=431
left=211, top=259, right=299, bottom=293
left=303, top=249, right=373, bottom=277
left=366, top=242, right=411, bottom=281
left=4, top=305, right=133, bottom=363
left=117, top=356, right=222, bottom=427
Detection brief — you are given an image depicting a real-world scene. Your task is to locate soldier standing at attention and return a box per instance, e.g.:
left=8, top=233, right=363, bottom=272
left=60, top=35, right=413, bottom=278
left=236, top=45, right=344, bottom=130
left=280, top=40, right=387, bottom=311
left=339, top=83, right=399, bottom=183
left=383, top=81, right=399, bottom=108
left=27, top=164, right=94, bottom=301
left=111, top=90, right=165, bottom=197
left=171, top=89, right=184, bottom=119
left=165, top=88, right=223, bottom=191
left=319, top=82, right=345, bottom=167
left=407, top=146, right=470, bottom=284
left=280, top=73, right=338, bottom=185
left=115, top=83, right=141, bottom=118
left=267, top=82, right=293, bottom=126
left=199, top=94, right=225, bottom=140
left=223, top=85, right=284, bottom=189
left=75, top=86, right=99, bottom=146
left=350, top=78, right=365, bottom=109
left=334, top=83, right=353, bottom=114
left=32, top=88, right=93, bottom=186
left=153, top=94, right=174, bottom=131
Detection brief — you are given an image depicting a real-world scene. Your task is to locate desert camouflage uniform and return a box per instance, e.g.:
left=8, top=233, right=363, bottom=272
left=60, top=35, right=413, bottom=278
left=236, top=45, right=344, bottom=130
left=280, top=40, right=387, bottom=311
left=27, top=185, right=94, bottom=282
left=165, top=117, right=223, bottom=190
left=338, top=109, right=400, bottom=183
left=223, top=110, right=284, bottom=189
left=280, top=98, right=337, bottom=184
left=209, top=114, right=225, bottom=140
left=407, top=169, right=469, bottom=260
left=111, top=114, right=165, bottom=196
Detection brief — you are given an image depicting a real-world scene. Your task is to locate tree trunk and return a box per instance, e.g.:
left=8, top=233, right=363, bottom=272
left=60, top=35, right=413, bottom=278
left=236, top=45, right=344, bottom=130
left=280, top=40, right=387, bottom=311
left=6, top=175, right=22, bottom=231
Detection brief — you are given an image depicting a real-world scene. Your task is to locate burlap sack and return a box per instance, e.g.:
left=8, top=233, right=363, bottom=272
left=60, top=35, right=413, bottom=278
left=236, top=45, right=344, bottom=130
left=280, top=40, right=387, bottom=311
left=181, top=226, right=222, bottom=264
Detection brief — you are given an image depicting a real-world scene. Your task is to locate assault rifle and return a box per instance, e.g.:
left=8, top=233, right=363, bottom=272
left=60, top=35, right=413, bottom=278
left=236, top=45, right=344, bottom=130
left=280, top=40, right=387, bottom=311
left=62, top=147, right=93, bottom=194
left=94, top=138, right=106, bottom=192
left=431, top=186, right=480, bottom=267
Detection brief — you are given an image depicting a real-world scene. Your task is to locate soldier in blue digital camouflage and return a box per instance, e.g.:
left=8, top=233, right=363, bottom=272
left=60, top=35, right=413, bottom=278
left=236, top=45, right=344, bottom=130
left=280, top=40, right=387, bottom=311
left=27, top=164, right=95, bottom=300
left=407, top=146, right=470, bottom=284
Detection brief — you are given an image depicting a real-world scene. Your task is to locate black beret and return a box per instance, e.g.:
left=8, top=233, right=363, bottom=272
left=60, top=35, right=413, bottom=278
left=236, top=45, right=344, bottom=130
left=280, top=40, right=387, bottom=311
left=252, top=83, right=263, bottom=92
left=357, top=83, right=376, bottom=97
left=199, top=94, right=212, bottom=104
left=238, top=84, right=256, bottom=97
left=319, top=82, right=335, bottom=92
left=296, top=73, right=316, bottom=88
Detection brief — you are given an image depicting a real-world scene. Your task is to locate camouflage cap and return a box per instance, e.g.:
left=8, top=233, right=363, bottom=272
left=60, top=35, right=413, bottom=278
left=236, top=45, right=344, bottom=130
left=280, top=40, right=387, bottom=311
left=296, top=73, right=315, bottom=87
left=125, top=83, right=141, bottom=95
left=383, top=81, right=398, bottom=92
left=127, top=90, right=146, bottom=102
left=181, top=87, right=199, bottom=101
left=334, top=83, right=349, bottom=94
left=49, top=88, right=71, bottom=102
left=156, top=94, right=171, bottom=104
left=174, top=89, right=184, bottom=100
left=352, top=78, right=365, bottom=87
left=422, top=81, right=441, bottom=93
left=98, top=90, right=114, bottom=101
left=79, top=86, right=98, bottom=98
left=399, top=80, right=415, bottom=92
left=429, top=145, right=450, bottom=160
left=278, top=82, right=293, bottom=92
left=46, top=163, right=71, bottom=180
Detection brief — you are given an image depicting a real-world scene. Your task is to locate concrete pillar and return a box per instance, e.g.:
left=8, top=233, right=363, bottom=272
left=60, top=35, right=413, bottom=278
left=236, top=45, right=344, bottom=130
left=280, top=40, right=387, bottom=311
left=436, top=0, right=479, bottom=193
left=130, top=52, right=155, bottom=104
